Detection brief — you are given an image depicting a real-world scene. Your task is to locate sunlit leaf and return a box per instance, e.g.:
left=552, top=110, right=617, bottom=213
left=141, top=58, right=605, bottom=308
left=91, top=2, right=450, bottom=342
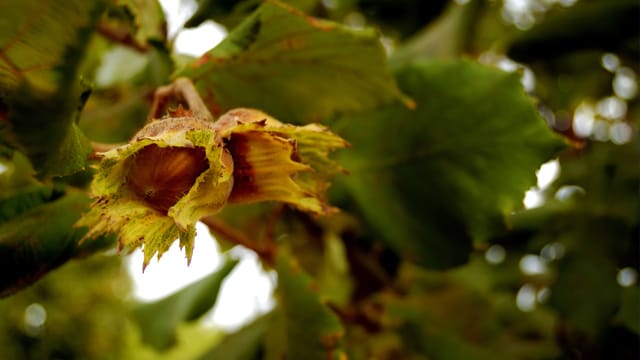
left=0, top=0, right=107, bottom=177
left=333, top=60, right=566, bottom=269
left=131, top=257, right=239, bottom=350
left=176, top=0, right=408, bottom=123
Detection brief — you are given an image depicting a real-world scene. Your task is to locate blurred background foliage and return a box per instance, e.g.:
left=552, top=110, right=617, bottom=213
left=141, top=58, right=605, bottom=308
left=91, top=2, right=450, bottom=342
left=0, top=0, right=638, bottom=359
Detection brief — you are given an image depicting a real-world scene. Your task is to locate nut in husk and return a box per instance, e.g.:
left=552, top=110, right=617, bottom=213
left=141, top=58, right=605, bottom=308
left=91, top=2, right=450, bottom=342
left=76, top=108, right=346, bottom=268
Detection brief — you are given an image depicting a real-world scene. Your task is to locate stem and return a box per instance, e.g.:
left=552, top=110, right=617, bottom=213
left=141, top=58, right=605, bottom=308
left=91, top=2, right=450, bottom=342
left=200, top=216, right=276, bottom=264
left=147, top=78, right=215, bottom=123
left=96, top=21, right=149, bottom=53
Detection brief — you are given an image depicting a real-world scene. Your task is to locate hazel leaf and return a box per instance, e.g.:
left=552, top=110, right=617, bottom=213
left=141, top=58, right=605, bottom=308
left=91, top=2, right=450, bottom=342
left=176, top=0, right=408, bottom=123
left=0, top=0, right=107, bottom=177
left=333, top=60, right=566, bottom=269
left=275, top=252, right=346, bottom=360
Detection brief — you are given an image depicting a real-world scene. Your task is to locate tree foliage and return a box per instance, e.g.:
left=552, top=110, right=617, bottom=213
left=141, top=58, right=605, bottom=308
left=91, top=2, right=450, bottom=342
left=0, top=0, right=638, bottom=359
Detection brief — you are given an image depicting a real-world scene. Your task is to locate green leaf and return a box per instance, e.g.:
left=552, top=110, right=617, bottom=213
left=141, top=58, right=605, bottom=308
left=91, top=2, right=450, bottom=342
left=0, top=184, right=52, bottom=222
left=0, top=151, right=40, bottom=199
left=197, top=314, right=271, bottom=360
left=131, top=256, right=239, bottom=350
left=616, top=286, right=640, bottom=335
left=176, top=0, right=408, bottom=123
left=114, top=0, right=167, bottom=44
left=554, top=142, right=639, bottom=225
left=275, top=252, right=345, bottom=360
left=334, top=60, right=565, bottom=269
left=549, top=252, right=621, bottom=336
left=0, top=0, right=107, bottom=177
left=390, top=0, right=483, bottom=66
left=0, top=192, right=108, bottom=298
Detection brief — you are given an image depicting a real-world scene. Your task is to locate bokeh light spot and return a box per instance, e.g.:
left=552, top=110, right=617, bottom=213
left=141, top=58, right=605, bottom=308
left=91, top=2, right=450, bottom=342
left=519, top=254, right=547, bottom=275
left=573, top=102, right=596, bottom=138
left=609, top=122, right=633, bottom=145
left=540, top=242, right=565, bottom=261
left=516, top=284, right=537, bottom=312
left=601, top=53, right=620, bottom=72
left=554, top=185, right=585, bottom=201
left=617, top=267, right=638, bottom=287
left=536, top=287, right=550, bottom=303
left=23, top=303, right=47, bottom=337
left=523, top=188, right=544, bottom=209
left=485, top=244, right=507, bottom=265
left=536, top=159, right=560, bottom=189
left=596, top=96, right=627, bottom=120
left=591, top=120, right=610, bottom=142
left=613, top=67, right=638, bottom=100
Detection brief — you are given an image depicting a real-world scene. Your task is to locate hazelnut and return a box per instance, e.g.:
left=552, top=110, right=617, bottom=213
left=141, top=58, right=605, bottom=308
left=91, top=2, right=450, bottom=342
left=127, top=144, right=209, bottom=213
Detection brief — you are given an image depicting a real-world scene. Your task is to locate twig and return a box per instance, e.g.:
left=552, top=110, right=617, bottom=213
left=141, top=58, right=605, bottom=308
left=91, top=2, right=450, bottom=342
left=147, top=78, right=215, bottom=123
left=96, top=21, right=149, bottom=53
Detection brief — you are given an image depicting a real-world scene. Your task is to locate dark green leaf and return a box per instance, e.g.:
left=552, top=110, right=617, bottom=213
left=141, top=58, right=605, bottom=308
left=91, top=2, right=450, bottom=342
left=334, top=60, right=565, bottom=269
left=616, top=286, right=640, bottom=335
left=0, top=192, right=101, bottom=297
left=554, top=142, right=639, bottom=225
left=550, top=252, right=621, bottom=336
left=131, top=257, right=239, bottom=350
left=197, top=314, right=271, bottom=360
left=176, top=0, right=407, bottom=123
left=0, top=0, right=107, bottom=177
left=275, top=252, right=345, bottom=360
left=0, top=185, right=52, bottom=222
left=507, top=0, right=640, bottom=61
